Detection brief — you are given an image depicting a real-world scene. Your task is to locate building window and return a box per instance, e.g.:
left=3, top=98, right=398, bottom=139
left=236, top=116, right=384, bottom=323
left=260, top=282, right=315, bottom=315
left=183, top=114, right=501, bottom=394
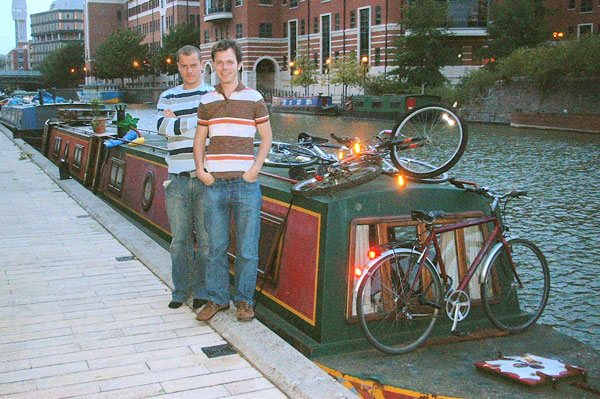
left=289, top=20, right=297, bottom=62
left=283, top=22, right=287, bottom=38
left=204, top=30, right=210, bottom=43
left=259, top=23, right=273, bottom=38
left=313, top=52, right=318, bottom=65
left=350, top=10, right=356, bottom=28
left=236, top=23, right=243, bottom=38
left=359, top=8, right=370, bottom=61
left=313, top=17, right=318, bottom=33
left=581, top=0, right=592, bottom=12
left=375, top=6, right=381, bottom=24
left=321, top=14, right=331, bottom=72
left=374, top=47, right=380, bottom=66
left=236, top=0, right=243, bottom=5
left=290, top=0, right=297, bottom=7
left=567, top=0, right=575, bottom=9
left=300, top=19, right=305, bottom=35
left=334, top=13, right=340, bottom=30
left=578, top=23, right=593, bottom=37
left=63, top=141, right=70, bottom=162
left=259, top=0, right=272, bottom=4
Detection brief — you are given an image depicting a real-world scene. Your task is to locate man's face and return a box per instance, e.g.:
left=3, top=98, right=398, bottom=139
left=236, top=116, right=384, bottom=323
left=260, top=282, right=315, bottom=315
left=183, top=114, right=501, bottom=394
left=213, top=48, right=240, bottom=86
left=177, top=52, right=201, bottom=87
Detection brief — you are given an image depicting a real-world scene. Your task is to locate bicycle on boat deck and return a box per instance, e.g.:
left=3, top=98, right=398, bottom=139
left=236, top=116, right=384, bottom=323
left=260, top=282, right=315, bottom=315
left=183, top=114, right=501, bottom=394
left=256, top=105, right=468, bottom=196
left=355, top=178, right=550, bottom=355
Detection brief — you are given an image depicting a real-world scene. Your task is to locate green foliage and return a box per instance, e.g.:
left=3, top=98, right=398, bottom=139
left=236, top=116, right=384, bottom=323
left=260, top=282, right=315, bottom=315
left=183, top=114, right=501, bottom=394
left=94, top=29, right=148, bottom=84
left=391, top=0, right=453, bottom=88
left=116, top=113, right=139, bottom=130
left=481, top=0, right=550, bottom=60
left=330, top=52, right=362, bottom=88
left=153, top=24, right=201, bottom=75
left=39, top=42, right=85, bottom=87
left=290, top=53, right=318, bottom=90
left=455, top=36, right=600, bottom=103
left=364, top=74, right=418, bottom=96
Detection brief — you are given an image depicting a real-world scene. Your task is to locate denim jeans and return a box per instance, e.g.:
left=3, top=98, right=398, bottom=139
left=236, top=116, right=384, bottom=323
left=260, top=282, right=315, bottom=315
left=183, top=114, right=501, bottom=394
left=203, top=178, right=262, bottom=306
left=165, top=174, right=208, bottom=302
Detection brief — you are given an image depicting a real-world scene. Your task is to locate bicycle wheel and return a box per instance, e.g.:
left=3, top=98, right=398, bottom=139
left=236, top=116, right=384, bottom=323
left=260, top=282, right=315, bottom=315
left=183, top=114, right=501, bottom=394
left=390, top=106, right=467, bottom=179
left=291, top=163, right=382, bottom=197
left=255, top=141, right=319, bottom=168
left=357, top=249, right=442, bottom=354
left=481, top=238, right=550, bottom=332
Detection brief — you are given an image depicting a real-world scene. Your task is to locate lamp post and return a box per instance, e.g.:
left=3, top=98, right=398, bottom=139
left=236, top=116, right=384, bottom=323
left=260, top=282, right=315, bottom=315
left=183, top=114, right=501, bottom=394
left=360, top=55, right=369, bottom=95
left=325, top=58, right=332, bottom=96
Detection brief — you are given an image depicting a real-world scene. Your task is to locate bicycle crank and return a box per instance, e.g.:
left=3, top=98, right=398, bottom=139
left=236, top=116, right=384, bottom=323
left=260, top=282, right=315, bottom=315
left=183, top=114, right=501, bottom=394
left=445, top=290, right=470, bottom=332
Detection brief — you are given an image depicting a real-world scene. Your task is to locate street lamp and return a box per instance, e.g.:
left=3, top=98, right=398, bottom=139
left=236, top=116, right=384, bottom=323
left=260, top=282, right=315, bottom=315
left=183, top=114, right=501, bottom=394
left=360, top=55, right=369, bottom=94
left=288, top=60, right=295, bottom=76
left=325, top=58, right=332, bottom=96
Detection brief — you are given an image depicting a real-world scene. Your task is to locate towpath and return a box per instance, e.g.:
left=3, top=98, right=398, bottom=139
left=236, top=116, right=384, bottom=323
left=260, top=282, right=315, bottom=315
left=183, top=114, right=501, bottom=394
left=0, top=127, right=356, bottom=399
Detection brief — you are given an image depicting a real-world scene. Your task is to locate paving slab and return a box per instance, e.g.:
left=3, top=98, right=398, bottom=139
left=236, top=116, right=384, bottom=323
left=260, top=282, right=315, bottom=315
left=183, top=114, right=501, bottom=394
left=0, top=126, right=356, bottom=399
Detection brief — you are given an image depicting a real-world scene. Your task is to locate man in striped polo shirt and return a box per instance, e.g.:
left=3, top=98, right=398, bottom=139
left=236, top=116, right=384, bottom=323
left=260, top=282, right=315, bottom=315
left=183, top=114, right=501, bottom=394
left=157, top=45, right=214, bottom=310
left=194, top=40, right=272, bottom=322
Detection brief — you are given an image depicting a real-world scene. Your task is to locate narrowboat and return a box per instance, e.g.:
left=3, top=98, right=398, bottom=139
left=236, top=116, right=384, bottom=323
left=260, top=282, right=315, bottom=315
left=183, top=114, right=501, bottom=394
left=344, top=94, right=441, bottom=120
left=40, top=117, right=597, bottom=399
left=77, top=83, right=124, bottom=104
left=270, top=94, right=341, bottom=115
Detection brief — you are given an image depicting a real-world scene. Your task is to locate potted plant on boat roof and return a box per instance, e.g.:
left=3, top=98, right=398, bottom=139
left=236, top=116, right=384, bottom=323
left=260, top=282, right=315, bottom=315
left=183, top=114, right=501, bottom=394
left=90, top=98, right=107, bottom=134
left=116, top=113, right=144, bottom=146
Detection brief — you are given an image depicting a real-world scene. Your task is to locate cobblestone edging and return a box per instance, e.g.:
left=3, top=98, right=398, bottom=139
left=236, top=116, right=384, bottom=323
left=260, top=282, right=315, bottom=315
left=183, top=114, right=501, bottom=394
left=459, top=78, right=600, bottom=124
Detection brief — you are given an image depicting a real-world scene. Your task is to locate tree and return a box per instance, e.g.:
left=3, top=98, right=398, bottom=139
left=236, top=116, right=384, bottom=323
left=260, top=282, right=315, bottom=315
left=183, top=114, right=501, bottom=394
left=329, top=51, right=363, bottom=99
left=39, top=42, right=85, bottom=88
left=93, top=29, right=148, bottom=85
left=290, top=53, right=318, bottom=95
left=153, top=23, right=201, bottom=75
left=391, top=0, right=453, bottom=89
left=481, top=0, right=550, bottom=61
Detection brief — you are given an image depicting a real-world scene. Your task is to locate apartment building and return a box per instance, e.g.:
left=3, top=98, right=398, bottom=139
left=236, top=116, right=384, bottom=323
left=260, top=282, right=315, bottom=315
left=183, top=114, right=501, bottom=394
left=30, top=0, right=85, bottom=70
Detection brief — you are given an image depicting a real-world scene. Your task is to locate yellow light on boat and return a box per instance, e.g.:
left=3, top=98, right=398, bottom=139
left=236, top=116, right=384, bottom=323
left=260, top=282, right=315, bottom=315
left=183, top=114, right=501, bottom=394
left=397, top=175, right=406, bottom=187
left=338, top=150, right=345, bottom=161
left=354, top=267, right=363, bottom=277
left=442, top=113, right=455, bottom=126
left=353, top=142, right=362, bottom=154
left=368, top=250, right=377, bottom=260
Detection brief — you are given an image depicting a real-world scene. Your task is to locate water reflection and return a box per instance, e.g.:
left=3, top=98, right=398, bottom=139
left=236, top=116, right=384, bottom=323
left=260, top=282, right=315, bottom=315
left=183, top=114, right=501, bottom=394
left=132, top=106, right=600, bottom=351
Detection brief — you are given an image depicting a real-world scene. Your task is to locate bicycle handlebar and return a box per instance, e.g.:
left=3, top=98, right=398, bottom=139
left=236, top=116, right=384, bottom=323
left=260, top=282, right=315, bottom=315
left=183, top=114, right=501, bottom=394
left=448, top=178, right=529, bottom=201
left=330, top=133, right=355, bottom=147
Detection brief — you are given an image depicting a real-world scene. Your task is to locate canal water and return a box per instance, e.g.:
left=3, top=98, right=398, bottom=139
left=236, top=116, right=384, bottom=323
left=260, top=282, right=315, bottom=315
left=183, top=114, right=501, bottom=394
left=130, top=105, right=600, bottom=351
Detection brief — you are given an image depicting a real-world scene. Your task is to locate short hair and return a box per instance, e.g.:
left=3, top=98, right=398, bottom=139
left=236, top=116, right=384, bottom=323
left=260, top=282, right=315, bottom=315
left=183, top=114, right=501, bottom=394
left=211, top=40, right=242, bottom=64
left=177, top=45, right=202, bottom=62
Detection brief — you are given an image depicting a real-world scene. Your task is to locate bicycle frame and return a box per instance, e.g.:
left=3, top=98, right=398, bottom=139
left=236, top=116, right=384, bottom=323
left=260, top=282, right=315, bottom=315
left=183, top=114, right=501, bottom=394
left=419, top=215, right=512, bottom=295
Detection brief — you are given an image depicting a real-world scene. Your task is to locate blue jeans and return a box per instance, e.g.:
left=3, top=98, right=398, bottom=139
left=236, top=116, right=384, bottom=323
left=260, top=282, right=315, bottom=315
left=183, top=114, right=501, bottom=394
left=165, top=174, right=208, bottom=302
left=203, top=178, right=262, bottom=306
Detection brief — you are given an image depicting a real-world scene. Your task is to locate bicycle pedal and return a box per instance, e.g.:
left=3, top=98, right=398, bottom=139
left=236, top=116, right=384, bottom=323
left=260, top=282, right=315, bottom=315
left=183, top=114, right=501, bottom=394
left=451, top=329, right=466, bottom=337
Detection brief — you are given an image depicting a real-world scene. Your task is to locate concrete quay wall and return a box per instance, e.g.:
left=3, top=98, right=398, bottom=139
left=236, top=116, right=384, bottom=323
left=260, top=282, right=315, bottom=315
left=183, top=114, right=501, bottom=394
left=460, top=78, right=600, bottom=124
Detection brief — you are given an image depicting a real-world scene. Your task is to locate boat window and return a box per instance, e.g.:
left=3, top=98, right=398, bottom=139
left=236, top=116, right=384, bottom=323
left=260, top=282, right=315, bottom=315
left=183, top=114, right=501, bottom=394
left=227, top=210, right=285, bottom=285
left=141, top=171, right=155, bottom=211
left=52, top=137, right=62, bottom=159
left=63, top=141, right=70, bottom=161
left=347, top=212, right=487, bottom=320
left=390, top=100, right=403, bottom=109
left=108, top=157, right=126, bottom=196
left=372, top=100, right=382, bottom=108
left=354, top=99, right=364, bottom=108
left=72, top=144, right=84, bottom=171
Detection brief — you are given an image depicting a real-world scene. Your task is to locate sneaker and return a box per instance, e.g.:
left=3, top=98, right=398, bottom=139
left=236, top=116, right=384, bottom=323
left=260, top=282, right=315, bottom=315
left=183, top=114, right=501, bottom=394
left=236, top=301, right=255, bottom=321
left=193, top=298, right=207, bottom=310
left=168, top=301, right=182, bottom=309
left=196, top=301, right=230, bottom=321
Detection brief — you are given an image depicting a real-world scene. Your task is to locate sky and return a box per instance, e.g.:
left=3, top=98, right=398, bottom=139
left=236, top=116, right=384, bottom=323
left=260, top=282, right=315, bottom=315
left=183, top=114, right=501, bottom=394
left=1, top=0, right=56, bottom=55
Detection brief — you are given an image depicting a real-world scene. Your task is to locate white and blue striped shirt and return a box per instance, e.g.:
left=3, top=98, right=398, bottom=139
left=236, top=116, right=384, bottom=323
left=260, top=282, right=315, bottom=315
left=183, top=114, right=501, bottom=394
left=156, top=82, right=214, bottom=174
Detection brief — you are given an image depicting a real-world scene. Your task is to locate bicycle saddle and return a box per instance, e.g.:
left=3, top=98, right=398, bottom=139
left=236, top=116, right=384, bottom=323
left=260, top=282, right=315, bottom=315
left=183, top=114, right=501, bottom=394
left=411, top=210, right=447, bottom=223
left=298, top=131, right=329, bottom=144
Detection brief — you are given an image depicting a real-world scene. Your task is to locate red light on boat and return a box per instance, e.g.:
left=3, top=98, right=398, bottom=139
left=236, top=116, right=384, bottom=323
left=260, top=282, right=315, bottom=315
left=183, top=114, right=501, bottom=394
left=368, top=250, right=377, bottom=259
left=397, top=175, right=405, bottom=187
left=353, top=142, right=362, bottom=154
left=316, top=175, right=324, bottom=181
left=354, top=267, right=363, bottom=277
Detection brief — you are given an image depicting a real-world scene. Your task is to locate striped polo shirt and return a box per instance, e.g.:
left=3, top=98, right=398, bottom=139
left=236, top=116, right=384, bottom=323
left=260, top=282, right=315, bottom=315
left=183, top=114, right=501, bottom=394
left=197, top=82, right=269, bottom=179
left=156, top=82, right=214, bottom=174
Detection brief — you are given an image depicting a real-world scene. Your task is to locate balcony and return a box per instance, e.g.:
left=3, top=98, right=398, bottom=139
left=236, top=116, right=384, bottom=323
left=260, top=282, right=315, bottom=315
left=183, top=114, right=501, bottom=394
left=204, top=0, right=233, bottom=22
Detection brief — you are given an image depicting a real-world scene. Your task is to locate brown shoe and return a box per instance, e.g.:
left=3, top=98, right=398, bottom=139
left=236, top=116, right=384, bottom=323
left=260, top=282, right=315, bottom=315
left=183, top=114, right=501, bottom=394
left=196, top=301, right=230, bottom=321
left=236, top=301, right=255, bottom=321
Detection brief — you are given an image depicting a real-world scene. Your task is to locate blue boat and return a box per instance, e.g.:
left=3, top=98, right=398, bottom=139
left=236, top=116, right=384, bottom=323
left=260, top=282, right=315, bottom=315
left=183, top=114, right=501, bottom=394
left=77, top=83, right=124, bottom=104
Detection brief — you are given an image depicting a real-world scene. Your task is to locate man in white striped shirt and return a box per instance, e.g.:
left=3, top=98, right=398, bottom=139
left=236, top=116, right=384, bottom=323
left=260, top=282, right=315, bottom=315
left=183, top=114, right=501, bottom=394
left=157, top=45, right=214, bottom=310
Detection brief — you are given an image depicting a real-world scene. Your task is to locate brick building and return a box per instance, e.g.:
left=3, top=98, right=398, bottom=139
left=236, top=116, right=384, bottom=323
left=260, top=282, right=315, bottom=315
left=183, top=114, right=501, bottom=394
left=82, top=0, right=599, bottom=90
left=30, top=0, right=85, bottom=70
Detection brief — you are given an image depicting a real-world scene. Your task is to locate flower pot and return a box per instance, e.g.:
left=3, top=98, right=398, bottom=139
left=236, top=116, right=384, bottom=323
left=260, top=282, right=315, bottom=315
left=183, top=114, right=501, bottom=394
left=91, top=118, right=106, bottom=134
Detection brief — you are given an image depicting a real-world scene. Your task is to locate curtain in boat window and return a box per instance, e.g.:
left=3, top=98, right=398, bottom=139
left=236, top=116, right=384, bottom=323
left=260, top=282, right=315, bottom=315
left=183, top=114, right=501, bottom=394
left=464, top=224, right=485, bottom=299
left=352, top=224, right=370, bottom=316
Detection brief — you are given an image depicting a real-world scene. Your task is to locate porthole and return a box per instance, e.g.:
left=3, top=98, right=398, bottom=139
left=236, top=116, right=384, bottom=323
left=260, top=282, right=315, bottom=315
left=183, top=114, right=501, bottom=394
left=141, top=171, right=155, bottom=211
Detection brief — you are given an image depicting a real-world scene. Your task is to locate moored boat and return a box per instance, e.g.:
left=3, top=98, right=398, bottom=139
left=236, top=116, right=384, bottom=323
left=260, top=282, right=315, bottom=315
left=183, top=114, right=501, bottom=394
left=343, top=94, right=441, bottom=120
left=77, top=83, right=124, bottom=104
left=39, top=116, right=599, bottom=399
left=270, top=94, right=341, bottom=115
